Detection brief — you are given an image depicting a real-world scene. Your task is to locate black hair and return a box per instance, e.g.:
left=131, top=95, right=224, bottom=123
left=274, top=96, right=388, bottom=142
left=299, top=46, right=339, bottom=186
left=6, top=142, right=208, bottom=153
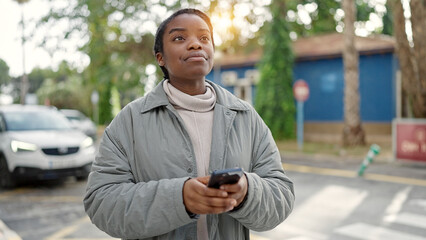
left=153, top=8, right=214, bottom=79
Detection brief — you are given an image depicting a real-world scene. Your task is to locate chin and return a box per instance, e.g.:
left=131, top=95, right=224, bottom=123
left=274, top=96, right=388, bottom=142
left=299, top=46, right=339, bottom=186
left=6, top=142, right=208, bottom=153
left=188, top=69, right=212, bottom=79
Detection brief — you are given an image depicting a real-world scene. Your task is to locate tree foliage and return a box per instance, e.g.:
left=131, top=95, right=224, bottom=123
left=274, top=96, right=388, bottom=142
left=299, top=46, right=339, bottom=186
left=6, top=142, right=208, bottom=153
left=255, top=0, right=295, bottom=140
left=285, top=0, right=390, bottom=39
left=33, top=0, right=400, bottom=126
left=39, top=0, right=176, bottom=124
left=36, top=65, right=93, bottom=117
left=0, top=59, right=11, bottom=87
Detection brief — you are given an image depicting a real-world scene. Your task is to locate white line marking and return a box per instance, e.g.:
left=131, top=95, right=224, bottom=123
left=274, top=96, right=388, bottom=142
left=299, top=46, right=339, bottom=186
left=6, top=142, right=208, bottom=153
left=335, top=222, right=426, bottom=240
left=286, top=237, right=318, bottom=240
left=249, top=234, right=272, bottom=240
left=257, top=224, right=328, bottom=240
left=254, top=185, right=367, bottom=239
left=383, top=186, right=411, bottom=223
left=410, top=199, right=426, bottom=211
left=388, top=212, right=426, bottom=229
left=286, top=185, right=368, bottom=233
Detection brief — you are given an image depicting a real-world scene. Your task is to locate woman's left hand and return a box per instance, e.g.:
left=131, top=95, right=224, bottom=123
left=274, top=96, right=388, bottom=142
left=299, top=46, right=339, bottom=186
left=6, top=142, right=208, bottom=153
left=219, top=174, right=248, bottom=207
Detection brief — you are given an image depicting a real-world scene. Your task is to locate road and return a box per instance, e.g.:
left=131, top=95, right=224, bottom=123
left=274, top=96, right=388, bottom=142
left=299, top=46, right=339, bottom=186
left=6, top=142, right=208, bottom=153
left=1, top=157, right=426, bottom=240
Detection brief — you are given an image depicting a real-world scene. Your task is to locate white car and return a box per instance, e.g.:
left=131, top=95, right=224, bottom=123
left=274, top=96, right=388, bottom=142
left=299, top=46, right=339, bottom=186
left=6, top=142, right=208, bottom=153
left=60, top=109, right=97, bottom=140
left=0, top=105, right=96, bottom=188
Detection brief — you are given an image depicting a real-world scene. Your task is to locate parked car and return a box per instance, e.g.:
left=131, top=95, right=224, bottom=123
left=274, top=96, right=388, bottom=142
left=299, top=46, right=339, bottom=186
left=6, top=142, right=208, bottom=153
left=0, top=105, right=96, bottom=188
left=60, top=109, right=97, bottom=140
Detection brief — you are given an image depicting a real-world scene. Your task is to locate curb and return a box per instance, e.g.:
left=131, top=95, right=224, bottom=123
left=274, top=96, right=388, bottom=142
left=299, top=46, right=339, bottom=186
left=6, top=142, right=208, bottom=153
left=0, top=220, right=21, bottom=240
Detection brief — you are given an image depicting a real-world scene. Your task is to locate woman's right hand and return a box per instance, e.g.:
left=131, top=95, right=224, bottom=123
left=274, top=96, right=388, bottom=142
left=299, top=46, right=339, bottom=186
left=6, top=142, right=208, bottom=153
left=183, top=176, right=237, bottom=215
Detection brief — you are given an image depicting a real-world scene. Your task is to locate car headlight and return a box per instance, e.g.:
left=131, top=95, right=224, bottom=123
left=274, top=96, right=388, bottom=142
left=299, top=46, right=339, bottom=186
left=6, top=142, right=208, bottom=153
left=81, top=137, right=94, bottom=148
left=11, top=140, right=38, bottom=153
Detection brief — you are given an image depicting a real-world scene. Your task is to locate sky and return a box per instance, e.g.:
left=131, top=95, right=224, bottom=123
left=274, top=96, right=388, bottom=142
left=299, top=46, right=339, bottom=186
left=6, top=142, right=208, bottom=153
left=0, top=0, right=86, bottom=77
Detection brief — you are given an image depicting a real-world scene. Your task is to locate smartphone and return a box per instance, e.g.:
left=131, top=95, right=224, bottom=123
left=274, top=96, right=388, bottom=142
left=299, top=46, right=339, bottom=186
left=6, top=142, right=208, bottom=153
left=207, top=167, right=243, bottom=189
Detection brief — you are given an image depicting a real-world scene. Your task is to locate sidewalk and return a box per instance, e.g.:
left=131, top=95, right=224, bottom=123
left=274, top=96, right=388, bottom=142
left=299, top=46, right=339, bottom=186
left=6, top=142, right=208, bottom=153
left=281, top=148, right=426, bottom=183
left=0, top=220, right=21, bottom=240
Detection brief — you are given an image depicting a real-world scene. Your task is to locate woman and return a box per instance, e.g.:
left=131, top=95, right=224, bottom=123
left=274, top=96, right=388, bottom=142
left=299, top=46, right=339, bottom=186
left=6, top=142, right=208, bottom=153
left=84, top=8, right=294, bottom=240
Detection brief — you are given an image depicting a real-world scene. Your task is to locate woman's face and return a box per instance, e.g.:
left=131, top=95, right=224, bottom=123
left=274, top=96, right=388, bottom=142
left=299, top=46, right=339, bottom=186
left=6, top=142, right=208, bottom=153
left=156, top=13, right=214, bottom=82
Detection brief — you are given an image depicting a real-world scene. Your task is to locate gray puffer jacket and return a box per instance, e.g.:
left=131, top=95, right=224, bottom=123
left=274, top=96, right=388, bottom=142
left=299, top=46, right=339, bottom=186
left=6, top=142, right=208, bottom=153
left=84, top=80, right=295, bottom=240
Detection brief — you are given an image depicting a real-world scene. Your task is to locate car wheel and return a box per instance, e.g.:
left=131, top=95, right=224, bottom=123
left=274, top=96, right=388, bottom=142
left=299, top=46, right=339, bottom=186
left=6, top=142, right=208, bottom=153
left=76, top=175, right=88, bottom=181
left=0, top=155, right=17, bottom=189
left=76, top=164, right=91, bottom=181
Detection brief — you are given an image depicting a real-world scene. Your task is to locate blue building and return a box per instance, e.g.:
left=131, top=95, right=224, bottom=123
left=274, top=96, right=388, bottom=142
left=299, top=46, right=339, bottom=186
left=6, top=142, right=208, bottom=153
left=207, top=33, right=397, bottom=143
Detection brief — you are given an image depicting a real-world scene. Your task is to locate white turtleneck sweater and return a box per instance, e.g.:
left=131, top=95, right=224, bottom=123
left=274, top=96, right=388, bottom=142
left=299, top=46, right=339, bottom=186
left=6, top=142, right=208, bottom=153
left=163, top=80, right=216, bottom=240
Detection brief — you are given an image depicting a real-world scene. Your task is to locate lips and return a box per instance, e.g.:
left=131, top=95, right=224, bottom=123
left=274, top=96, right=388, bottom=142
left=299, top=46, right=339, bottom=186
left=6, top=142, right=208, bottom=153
left=184, top=52, right=208, bottom=61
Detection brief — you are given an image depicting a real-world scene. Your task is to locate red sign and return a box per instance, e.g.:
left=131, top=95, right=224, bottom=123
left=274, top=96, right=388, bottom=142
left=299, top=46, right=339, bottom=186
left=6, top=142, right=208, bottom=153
left=394, top=119, right=426, bottom=162
left=293, top=79, right=309, bottom=102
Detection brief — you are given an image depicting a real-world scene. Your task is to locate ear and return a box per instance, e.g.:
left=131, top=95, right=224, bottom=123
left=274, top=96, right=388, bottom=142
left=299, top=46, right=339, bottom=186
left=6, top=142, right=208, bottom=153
left=156, top=52, right=165, bottom=66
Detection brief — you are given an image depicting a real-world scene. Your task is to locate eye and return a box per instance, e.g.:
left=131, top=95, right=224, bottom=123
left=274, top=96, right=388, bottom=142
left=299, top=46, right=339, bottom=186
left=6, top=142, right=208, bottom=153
left=173, top=36, right=185, bottom=41
left=200, top=35, right=210, bottom=41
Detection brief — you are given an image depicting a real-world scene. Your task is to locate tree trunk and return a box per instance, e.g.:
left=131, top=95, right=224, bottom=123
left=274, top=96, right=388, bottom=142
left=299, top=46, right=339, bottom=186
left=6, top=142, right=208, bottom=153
left=409, top=0, right=426, bottom=117
left=342, top=0, right=366, bottom=146
left=391, top=0, right=426, bottom=118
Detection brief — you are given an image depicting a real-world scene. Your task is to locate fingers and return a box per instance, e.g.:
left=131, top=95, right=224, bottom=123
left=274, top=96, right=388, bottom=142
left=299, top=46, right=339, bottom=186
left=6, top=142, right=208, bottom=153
left=183, top=177, right=237, bottom=215
left=197, top=176, right=210, bottom=185
left=219, top=174, right=246, bottom=193
left=219, top=174, right=248, bottom=206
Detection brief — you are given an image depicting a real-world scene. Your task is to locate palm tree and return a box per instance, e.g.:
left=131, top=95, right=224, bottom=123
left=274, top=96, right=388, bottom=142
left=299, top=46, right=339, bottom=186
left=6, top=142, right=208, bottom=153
left=342, top=0, right=365, bottom=146
left=15, top=0, right=30, bottom=104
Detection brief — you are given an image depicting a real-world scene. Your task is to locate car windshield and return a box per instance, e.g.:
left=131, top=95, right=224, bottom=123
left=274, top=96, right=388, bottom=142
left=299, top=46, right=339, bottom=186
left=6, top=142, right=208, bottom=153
left=4, top=110, right=72, bottom=131
left=65, top=116, right=81, bottom=121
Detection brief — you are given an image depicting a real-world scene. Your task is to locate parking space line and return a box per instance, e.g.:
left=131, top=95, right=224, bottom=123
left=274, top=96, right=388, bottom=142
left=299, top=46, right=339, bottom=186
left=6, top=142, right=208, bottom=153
left=44, top=216, right=118, bottom=240
left=283, top=163, right=426, bottom=187
left=0, top=188, right=35, bottom=200
left=283, top=163, right=357, bottom=178
left=44, top=216, right=87, bottom=240
left=0, top=195, right=82, bottom=203
left=249, top=234, right=272, bottom=240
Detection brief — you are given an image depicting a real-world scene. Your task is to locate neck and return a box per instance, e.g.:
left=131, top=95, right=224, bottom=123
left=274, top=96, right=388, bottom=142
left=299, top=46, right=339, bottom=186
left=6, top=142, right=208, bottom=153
left=168, top=78, right=206, bottom=95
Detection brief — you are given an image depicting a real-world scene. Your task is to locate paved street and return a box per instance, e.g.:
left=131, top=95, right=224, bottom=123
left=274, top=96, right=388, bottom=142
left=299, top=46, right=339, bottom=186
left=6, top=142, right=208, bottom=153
left=1, top=156, right=425, bottom=240
left=252, top=158, right=426, bottom=240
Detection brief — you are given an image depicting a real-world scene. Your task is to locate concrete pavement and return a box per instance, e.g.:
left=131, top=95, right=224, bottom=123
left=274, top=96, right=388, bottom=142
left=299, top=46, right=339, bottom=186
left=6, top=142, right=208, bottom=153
left=1, top=150, right=425, bottom=240
left=0, top=220, right=21, bottom=240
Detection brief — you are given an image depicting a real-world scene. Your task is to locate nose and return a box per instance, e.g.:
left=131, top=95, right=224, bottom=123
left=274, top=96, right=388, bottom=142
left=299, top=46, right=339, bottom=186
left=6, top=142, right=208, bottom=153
left=187, top=37, right=202, bottom=50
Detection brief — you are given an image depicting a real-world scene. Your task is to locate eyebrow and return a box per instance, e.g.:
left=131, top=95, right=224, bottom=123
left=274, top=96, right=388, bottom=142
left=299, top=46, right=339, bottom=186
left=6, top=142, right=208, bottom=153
left=168, top=27, right=211, bottom=35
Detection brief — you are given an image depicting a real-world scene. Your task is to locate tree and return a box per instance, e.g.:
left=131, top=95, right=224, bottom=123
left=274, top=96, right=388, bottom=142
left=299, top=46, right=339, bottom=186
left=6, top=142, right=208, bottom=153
left=255, top=0, right=295, bottom=140
left=36, top=66, right=92, bottom=116
left=14, top=0, right=30, bottom=104
left=0, top=59, right=11, bottom=87
left=342, top=0, right=365, bottom=146
left=390, top=0, right=426, bottom=118
left=39, top=0, right=188, bottom=124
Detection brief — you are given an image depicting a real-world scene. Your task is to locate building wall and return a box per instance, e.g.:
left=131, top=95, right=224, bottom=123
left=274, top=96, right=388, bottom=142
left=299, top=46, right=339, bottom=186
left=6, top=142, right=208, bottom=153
left=293, top=52, right=396, bottom=122
left=207, top=52, right=397, bottom=143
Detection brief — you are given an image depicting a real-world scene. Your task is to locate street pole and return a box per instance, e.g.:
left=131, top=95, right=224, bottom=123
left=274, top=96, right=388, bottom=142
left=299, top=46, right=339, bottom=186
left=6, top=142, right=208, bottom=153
left=297, top=100, right=304, bottom=151
left=358, top=144, right=381, bottom=176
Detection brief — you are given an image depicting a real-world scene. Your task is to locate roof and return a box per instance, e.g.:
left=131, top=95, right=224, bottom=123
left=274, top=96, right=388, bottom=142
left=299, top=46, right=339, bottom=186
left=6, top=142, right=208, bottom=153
left=215, top=33, right=395, bottom=68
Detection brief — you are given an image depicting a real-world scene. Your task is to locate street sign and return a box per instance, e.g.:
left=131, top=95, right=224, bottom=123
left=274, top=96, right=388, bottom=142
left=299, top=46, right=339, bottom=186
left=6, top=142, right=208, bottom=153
left=293, top=79, right=309, bottom=150
left=393, top=118, right=426, bottom=162
left=293, top=79, right=309, bottom=102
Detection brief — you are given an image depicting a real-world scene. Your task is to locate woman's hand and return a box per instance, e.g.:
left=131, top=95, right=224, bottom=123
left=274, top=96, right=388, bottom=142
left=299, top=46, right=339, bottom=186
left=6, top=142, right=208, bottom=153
left=183, top=174, right=248, bottom=215
left=183, top=176, right=237, bottom=215
left=219, top=174, right=248, bottom=207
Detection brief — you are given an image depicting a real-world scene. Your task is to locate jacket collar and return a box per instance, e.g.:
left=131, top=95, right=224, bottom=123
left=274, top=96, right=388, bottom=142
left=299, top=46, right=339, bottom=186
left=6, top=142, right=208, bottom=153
left=140, top=79, right=249, bottom=113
